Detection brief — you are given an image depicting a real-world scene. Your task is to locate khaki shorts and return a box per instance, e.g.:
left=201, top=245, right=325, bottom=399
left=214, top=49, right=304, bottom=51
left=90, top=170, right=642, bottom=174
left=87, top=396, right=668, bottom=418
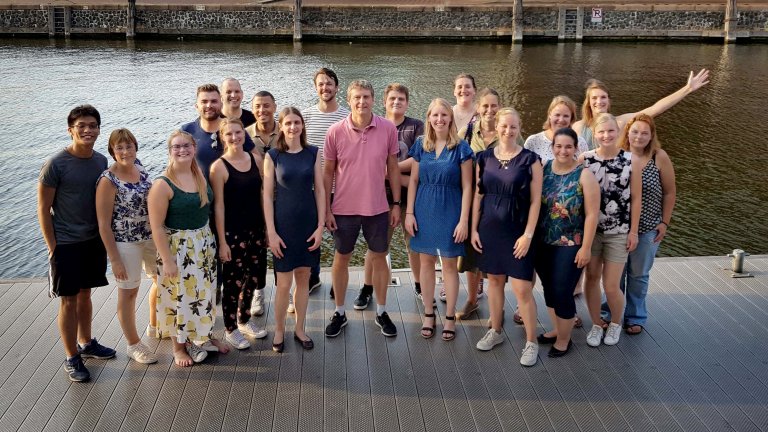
left=591, top=232, right=629, bottom=263
left=115, top=240, right=157, bottom=289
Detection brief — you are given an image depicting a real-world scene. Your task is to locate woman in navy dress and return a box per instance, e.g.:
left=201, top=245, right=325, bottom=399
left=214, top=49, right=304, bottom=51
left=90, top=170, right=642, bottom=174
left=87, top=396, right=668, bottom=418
left=405, top=98, right=474, bottom=341
left=263, top=107, right=325, bottom=353
left=471, top=108, right=543, bottom=366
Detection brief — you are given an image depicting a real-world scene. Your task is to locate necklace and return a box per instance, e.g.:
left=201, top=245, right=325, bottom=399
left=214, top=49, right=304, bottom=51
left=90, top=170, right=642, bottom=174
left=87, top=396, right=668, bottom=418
left=495, top=146, right=521, bottom=169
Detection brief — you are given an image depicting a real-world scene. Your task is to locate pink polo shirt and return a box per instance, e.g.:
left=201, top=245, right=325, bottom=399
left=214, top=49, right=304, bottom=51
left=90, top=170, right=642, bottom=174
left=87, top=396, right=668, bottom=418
left=324, top=114, right=399, bottom=216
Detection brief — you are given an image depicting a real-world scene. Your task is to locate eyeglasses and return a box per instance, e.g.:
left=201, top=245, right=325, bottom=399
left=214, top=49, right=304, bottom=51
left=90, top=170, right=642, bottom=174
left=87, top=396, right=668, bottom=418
left=171, top=143, right=193, bottom=151
left=210, top=133, right=218, bottom=149
left=73, top=122, right=99, bottom=130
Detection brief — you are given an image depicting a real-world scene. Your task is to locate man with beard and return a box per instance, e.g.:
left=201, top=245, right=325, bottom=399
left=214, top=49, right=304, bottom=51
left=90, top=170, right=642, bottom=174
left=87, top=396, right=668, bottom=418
left=303, top=68, right=349, bottom=296
left=221, top=78, right=256, bottom=127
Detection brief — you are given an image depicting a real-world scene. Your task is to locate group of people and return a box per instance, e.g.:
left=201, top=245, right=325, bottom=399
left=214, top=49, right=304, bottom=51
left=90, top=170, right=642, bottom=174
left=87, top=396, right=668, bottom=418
left=38, top=66, right=706, bottom=381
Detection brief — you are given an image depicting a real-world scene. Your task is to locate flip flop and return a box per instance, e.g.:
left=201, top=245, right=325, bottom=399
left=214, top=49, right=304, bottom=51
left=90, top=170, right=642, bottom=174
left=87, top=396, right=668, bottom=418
left=625, top=324, right=644, bottom=335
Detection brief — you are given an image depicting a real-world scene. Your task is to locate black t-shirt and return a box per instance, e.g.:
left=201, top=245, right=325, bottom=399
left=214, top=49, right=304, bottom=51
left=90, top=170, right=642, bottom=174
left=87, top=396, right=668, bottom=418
left=240, top=109, right=256, bottom=128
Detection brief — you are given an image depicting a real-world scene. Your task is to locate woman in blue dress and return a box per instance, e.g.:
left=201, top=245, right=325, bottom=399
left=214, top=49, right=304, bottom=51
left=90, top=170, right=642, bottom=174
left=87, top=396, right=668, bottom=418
left=263, top=107, right=325, bottom=353
left=405, top=98, right=473, bottom=341
left=471, top=108, right=543, bottom=366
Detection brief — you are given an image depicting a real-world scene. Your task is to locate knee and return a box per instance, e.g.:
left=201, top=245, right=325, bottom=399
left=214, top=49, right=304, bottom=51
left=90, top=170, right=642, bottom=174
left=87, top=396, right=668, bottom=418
left=334, top=252, right=352, bottom=266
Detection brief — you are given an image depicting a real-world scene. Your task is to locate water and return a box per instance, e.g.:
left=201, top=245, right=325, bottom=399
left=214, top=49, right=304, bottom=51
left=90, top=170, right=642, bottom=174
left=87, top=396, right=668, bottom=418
left=2, top=37, right=766, bottom=279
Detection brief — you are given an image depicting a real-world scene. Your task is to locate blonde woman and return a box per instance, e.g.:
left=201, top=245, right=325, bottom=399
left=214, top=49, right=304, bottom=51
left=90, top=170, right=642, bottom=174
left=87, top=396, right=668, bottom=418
left=148, top=130, right=230, bottom=367
left=405, top=98, right=473, bottom=341
left=524, top=95, right=590, bottom=161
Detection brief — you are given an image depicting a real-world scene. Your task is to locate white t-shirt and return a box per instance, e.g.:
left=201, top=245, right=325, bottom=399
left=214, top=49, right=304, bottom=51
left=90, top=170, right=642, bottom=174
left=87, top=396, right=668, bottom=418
left=523, top=131, right=589, bottom=162
left=303, top=105, right=350, bottom=161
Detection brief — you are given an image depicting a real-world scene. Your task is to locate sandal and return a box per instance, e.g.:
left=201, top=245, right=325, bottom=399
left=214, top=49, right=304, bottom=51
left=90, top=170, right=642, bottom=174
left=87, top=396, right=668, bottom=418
left=421, top=312, right=436, bottom=339
left=625, top=324, right=644, bottom=335
left=442, top=316, right=456, bottom=341
left=574, top=315, right=583, bottom=328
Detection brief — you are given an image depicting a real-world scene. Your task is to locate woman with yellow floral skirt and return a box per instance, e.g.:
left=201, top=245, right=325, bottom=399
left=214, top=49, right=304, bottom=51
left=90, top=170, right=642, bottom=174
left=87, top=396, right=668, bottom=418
left=148, top=130, right=230, bottom=367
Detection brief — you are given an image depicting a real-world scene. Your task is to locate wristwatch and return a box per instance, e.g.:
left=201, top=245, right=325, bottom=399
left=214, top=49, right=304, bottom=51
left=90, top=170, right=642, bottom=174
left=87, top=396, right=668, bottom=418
left=392, top=201, right=402, bottom=206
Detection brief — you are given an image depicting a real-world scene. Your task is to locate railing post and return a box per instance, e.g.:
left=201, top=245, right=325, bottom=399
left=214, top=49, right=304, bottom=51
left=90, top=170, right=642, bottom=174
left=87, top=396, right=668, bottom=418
left=47, top=6, right=55, bottom=37
left=511, top=0, right=523, bottom=43
left=127, top=0, right=136, bottom=39
left=293, top=0, right=303, bottom=41
left=724, top=0, right=737, bottom=42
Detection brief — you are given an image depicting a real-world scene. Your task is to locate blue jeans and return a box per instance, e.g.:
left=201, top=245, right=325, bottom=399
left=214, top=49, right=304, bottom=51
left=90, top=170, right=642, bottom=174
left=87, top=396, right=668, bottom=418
left=601, top=230, right=659, bottom=326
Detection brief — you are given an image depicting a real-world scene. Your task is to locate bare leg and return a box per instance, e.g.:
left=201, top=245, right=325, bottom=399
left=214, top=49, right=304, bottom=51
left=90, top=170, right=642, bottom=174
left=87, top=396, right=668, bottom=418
left=293, top=267, right=311, bottom=339
left=76, top=288, right=92, bottom=345
left=369, top=251, right=390, bottom=308
left=441, top=257, right=459, bottom=334
left=466, top=270, right=480, bottom=304
left=584, top=257, right=604, bottom=325
left=419, top=254, right=437, bottom=311
left=117, top=287, right=140, bottom=345
left=274, top=271, right=293, bottom=344
left=487, top=274, right=506, bottom=332
left=554, top=316, right=575, bottom=351
left=408, top=251, right=421, bottom=284
left=511, top=278, right=536, bottom=343
left=602, top=261, right=626, bottom=325
left=332, top=252, right=352, bottom=307
left=543, top=307, right=558, bottom=338
left=173, top=341, right=192, bottom=367
left=59, top=296, right=79, bottom=357
left=148, top=276, right=158, bottom=327
left=363, top=250, right=374, bottom=286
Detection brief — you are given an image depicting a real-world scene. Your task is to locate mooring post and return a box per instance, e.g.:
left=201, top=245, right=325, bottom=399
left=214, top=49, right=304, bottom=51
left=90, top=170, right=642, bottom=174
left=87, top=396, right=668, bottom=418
left=47, top=6, right=56, bottom=37
left=724, top=0, right=737, bottom=43
left=512, top=0, right=523, bottom=43
left=127, top=0, right=136, bottom=39
left=293, top=0, right=303, bottom=41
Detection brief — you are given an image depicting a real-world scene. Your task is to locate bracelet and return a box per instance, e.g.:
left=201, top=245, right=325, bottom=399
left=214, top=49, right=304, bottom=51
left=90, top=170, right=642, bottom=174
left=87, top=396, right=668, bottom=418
left=406, top=212, right=414, bottom=215
left=629, top=233, right=639, bottom=238
left=660, top=221, right=670, bottom=227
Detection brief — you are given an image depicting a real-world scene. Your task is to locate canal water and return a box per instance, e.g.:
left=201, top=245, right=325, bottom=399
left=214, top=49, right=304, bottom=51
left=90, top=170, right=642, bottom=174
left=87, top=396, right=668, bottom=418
left=1, top=37, right=766, bottom=279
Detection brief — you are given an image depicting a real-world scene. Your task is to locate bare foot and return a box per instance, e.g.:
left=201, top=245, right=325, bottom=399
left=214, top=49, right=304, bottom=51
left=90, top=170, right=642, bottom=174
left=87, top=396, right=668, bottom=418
left=174, top=350, right=193, bottom=367
left=210, top=339, right=230, bottom=354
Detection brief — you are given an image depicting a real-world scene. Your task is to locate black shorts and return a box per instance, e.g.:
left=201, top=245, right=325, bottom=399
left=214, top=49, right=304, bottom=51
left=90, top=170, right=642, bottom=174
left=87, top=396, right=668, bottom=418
left=48, top=236, right=108, bottom=298
left=333, top=212, right=390, bottom=255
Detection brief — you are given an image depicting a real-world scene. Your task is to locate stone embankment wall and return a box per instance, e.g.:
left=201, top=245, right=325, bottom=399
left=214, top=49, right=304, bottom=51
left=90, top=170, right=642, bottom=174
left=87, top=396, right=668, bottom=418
left=1, top=4, right=766, bottom=40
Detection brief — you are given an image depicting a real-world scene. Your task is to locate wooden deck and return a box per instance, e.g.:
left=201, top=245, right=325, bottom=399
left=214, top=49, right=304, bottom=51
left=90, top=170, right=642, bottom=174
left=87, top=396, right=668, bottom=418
left=0, top=255, right=767, bottom=432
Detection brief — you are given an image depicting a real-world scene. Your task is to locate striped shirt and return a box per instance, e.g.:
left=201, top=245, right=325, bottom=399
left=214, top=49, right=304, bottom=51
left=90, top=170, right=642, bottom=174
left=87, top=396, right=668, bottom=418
left=303, top=105, right=350, bottom=160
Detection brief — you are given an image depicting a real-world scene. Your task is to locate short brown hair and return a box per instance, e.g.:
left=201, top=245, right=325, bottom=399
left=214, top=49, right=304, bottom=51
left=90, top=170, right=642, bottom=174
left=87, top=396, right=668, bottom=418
left=347, top=80, right=374, bottom=99
left=107, top=128, right=138, bottom=160
left=313, top=67, right=339, bottom=86
left=384, top=83, right=410, bottom=101
left=196, top=83, right=220, bottom=96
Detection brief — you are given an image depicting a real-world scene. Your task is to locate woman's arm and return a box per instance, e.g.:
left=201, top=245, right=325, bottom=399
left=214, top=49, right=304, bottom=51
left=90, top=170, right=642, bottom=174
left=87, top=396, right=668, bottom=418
left=309, top=150, right=326, bottom=251
left=95, top=176, right=127, bottom=280
left=655, top=149, right=677, bottom=243
left=404, top=161, right=420, bottom=237
left=627, top=157, right=642, bottom=252
left=576, top=169, right=600, bottom=268
left=263, top=153, right=285, bottom=258
left=470, top=162, right=484, bottom=253
left=514, top=160, right=543, bottom=259
left=148, top=179, right=176, bottom=278
left=453, top=159, right=473, bottom=243
left=209, top=160, right=230, bottom=262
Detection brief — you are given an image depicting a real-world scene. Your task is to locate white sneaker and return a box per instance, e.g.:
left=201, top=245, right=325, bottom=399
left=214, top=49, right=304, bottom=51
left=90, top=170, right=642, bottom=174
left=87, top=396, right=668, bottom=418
left=225, top=329, right=251, bottom=350
left=250, top=290, right=265, bottom=316
left=586, top=324, right=604, bottom=347
left=476, top=329, right=504, bottom=351
left=476, top=279, right=486, bottom=300
left=438, top=287, right=447, bottom=302
left=519, top=341, right=539, bottom=367
left=603, top=323, right=622, bottom=346
left=127, top=342, right=158, bottom=364
left=196, top=340, right=219, bottom=352
left=186, top=342, right=208, bottom=363
left=239, top=320, right=268, bottom=339
left=145, top=324, right=158, bottom=338
left=287, top=294, right=296, bottom=314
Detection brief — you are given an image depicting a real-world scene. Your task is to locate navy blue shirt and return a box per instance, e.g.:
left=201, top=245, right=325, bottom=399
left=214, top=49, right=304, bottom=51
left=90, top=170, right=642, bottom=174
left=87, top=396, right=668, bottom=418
left=181, top=117, right=255, bottom=180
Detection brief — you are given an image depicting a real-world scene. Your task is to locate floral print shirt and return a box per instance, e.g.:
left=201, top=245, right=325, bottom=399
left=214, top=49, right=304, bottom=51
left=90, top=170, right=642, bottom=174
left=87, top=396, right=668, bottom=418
left=583, top=149, right=632, bottom=234
left=539, top=161, right=585, bottom=246
left=99, top=160, right=152, bottom=242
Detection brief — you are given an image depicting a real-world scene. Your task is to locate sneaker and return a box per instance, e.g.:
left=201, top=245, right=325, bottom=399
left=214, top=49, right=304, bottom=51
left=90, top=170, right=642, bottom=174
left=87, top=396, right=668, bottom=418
left=78, top=338, right=116, bottom=359
left=309, top=274, right=322, bottom=295
left=456, top=301, right=479, bottom=320
left=325, top=312, right=348, bottom=337
left=127, top=342, right=158, bottom=364
left=353, top=286, right=373, bottom=310
left=287, top=294, right=296, bottom=314
left=476, top=279, right=486, bottom=300
left=239, top=320, right=268, bottom=339
left=586, top=324, right=605, bottom=347
left=226, top=329, right=251, bottom=350
left=197, top=340, right=219, bottom=352
left=186, top=342, right=208, bottom=363
left=476, top=329, right=504, bottom=351
left=414, top=283, right=422, bottom=300
left=375, top=312, right=397, bottom=337
left=438, top=287, right=447, bottom=302
left=520, top=341, right=539, bottom=367
left=146, top=324, right=158, bottom=339
left=64, top=354, right=90, bottom=382
left=250, top=290, right=265, bottom=316
left=603, top=323, right=622, bottom=346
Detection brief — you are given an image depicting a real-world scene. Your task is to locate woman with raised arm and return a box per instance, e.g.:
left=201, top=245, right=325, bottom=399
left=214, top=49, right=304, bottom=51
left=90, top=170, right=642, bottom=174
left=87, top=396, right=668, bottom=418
left=210, top=118, right=269, bottom=351
left=524, top=95, right=590, bottom=161
left=579, top=113, right=641, bottom=348
left=263, top=107, right=325, bottom=353
left=452, top=73, right=478, bottom=134
left=572, top=69, right=709, bottom=148
left=95, top=128, right=158, bottom=364
left=148, top=130, right=229, bottom=367
left=405, top=98, right=473, bottom=342
left=471, top=108, right=542, bottom=367
left=601, top=114, right=676, bottom=335
left=534, top=127, right=599, bottom=358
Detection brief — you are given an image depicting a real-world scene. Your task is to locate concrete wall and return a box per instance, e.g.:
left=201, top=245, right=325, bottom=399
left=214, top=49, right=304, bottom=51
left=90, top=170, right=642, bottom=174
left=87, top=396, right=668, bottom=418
left=1, top=4, right=767, bottom=40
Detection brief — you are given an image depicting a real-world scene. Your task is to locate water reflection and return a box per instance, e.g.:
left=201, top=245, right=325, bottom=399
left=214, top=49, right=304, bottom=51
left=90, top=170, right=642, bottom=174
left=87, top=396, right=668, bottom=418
left=1, top=37, right=766, bottom=278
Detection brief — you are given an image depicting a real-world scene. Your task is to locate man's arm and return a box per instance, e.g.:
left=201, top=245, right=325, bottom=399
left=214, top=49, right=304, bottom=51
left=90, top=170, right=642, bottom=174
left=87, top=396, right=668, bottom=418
left=37, top=184, right=56, bottom=256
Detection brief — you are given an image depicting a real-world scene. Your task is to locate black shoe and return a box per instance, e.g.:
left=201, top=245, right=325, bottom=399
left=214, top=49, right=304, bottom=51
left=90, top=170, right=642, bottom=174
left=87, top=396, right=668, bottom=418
left=548, top=340, right=573, bottom=358
left=294, top=333, right=315, bottom=350
left=353, top=286, right=373, bottom=310
left=537, top=333, right=558, bottom=344
left=414, top=283, right=422, bottom=300
left=325, top=312, right=348, bottom=337
left=272, top=340, right=285, bottom=353
left=375, top=312, right=397, bottom=337
left=329, top=285, right=335, bottom=299
left=309, top=274, right=322, bottom=295
left=78, top=338, right=117, bottom=359
left=64, top=354, right=90, bottom=382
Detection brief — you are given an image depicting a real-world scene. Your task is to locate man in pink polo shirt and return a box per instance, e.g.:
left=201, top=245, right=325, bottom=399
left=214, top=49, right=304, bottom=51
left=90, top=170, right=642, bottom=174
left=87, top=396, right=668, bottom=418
left=323, top=80, right=402, bottom=338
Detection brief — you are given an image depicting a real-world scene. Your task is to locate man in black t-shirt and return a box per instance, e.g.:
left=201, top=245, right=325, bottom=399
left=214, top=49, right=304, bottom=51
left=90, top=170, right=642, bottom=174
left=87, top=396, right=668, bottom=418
left=221, top=78, right=256, bottom=127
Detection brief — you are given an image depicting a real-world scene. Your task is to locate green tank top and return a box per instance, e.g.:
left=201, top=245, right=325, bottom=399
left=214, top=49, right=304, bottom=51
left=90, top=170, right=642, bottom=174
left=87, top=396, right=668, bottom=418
left=158, top=176, right=212, bottom=230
